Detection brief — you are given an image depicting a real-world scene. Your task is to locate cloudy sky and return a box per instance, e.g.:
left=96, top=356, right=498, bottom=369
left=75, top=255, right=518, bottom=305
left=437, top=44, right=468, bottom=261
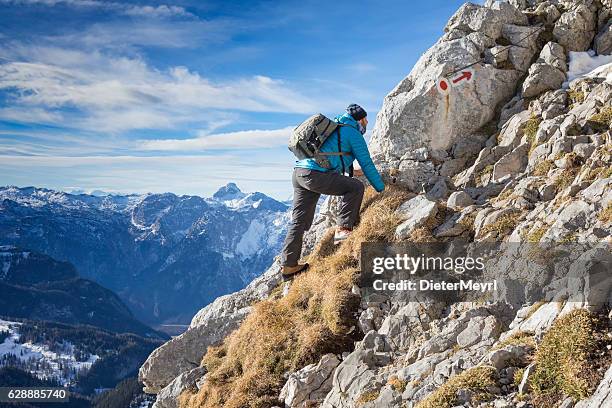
left=0, top=0, right=464, bottom=199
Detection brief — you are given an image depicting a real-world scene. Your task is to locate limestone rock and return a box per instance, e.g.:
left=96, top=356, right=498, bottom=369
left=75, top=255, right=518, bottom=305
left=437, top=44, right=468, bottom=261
left=518, top=363, right=535, bottom=394
left=552, top=4, right=597, bottom=52
left=486, top=345, right=530, bottom=370
left=445, top=3, right=527, bottom=41
left=447, top=191, right=474, bottom=209
left=492, top=143, right=529, bottom=183
left=457, top=315, right=501, bottom=348
left=522, top=63, right=566, bottom=98
left=280, top=354, right=340, bottom=408
left=534, top=2, right=561, bottom=25
left=370, top=23, right=523, bottom=160
left=395, top=195, right=438, bottom=239
left=152, top=367, right=206, bottom=408
left=539, top=41, right=567, bottom=72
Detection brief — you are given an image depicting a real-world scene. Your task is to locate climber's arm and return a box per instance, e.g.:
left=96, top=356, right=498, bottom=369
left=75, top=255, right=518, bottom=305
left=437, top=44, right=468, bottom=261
left=348, top=128, right=385, bottom=192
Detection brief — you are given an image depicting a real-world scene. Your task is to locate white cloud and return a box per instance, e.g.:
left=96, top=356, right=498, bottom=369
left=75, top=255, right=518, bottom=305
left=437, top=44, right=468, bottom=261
left=0, top=49, right=316, bottom=131
left=141, top=127, right=294, bottom=151
left=0, top=0, right=194, bottom=19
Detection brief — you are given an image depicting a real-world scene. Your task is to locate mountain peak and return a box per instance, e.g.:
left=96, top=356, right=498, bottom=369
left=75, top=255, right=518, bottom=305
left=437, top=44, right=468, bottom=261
left=213, top=183, right=245, bottom=200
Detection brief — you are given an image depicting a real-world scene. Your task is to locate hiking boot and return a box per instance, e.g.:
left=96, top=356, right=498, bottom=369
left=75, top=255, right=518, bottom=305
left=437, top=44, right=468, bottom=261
left=334, top=228, right=352, bottom=245
left=281, top=263, right=309, bottom=280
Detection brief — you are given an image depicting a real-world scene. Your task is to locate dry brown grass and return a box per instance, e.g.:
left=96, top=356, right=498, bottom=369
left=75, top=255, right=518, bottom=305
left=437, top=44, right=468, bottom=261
left=479, top=211, right=523, bottom=238
left=587, top=106, right=612, bottom=132
left=531, top=309, right=611, bottom=406
left=415, top=366, right=498, bottom=408
left=567, top=90, right=585, bottom=106
left=523, top=115, right=542, bottom=155
left=526, top=225, right=548, bottom=243
left=179, top=186, right=411, bottom=408
left=532, top=159, right=553, bottom=177
left=553, top=167, right=579, bottom=192
left=493, top=330, right=536, bottom=351
left=598, top=202, right=612, bottom=224
left=387, top=376, right=408, bottom=393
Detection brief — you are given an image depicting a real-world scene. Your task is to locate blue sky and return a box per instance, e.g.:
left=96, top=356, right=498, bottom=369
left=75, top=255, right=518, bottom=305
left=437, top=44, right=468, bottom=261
left=0, top=0, right=465, bottom=199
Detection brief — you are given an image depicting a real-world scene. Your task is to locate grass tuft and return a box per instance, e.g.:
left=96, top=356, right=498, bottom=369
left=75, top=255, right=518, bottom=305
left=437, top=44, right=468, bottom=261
left=493, top=331, right=536, bottom=351
left=415, top=366, right=497, bottom=408
left=532, top=160, right=553, bottom=177
left=388, top=376, right=408, bottom=393
left=567, top=90, right=585, bottom=106
left=586, top=166, right=612, bottom=181
left=526, top=225, right=548, bottom=243
left=553, top=167, right=579, bottom=192
left=587, top=106, right=612, bottom=132
left=356, top=390, right=380, bottom=405
left=179, top=187, right=411, bottom=408
left=531, top=309, right=609, bottom=406
left=479, top=211, right=522, bottom=237
left=598, top=202, right=612, bottom=224
left=523, top=115, right=542, bottom=155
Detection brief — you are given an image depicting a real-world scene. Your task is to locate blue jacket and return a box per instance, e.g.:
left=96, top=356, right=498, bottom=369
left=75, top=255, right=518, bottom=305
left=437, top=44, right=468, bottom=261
left=295, top=113, right=385, bottom=192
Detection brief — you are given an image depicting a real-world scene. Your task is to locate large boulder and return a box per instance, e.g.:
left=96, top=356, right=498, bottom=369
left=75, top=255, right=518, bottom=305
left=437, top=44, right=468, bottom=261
left=370, top=3, right=531, bottom=162
left=152, top=367, right=206, bottom=408
left=279, top=354, right=341, bottom=408
left=139, top=262, right=282, bottom=393
left=445, top=2, right=527, bottom=40
left=395, top=195, right=438, bottom=239
left=522, top=63, right=566, bottom=98
left=552, top=4, right=597, bottom=52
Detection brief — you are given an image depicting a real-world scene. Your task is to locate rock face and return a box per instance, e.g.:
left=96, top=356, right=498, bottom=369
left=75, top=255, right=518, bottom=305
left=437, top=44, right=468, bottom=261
left=279, top=354, right=340, bottom=408
left=140, top=1, right=612, bottom=407
left=394, top=195, right=438, bottom=239
left=552, top=3, right=597, bottom=52
left=370, top=1, right=535, bottom=190
left=152, top=367, right=206, bottom=408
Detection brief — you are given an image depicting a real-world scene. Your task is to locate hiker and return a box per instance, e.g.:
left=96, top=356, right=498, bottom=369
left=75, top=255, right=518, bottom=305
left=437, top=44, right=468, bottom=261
left=281, top=104, right=385, bottom=278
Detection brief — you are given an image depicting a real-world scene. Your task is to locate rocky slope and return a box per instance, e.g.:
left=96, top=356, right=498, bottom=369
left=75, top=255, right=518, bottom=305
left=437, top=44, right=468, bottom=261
left=140, top=1, right=612, bottom=407
left=0, top=184, right=289, bottom=325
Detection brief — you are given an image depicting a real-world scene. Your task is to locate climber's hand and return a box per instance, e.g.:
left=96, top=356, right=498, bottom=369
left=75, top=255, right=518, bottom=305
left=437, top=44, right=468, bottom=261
left=353, top=168, right=364, bottom=177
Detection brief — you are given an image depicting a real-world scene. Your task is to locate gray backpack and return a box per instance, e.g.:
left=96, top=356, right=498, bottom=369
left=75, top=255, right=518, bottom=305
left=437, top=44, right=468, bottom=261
left=289, top=114, right=348, bottom=170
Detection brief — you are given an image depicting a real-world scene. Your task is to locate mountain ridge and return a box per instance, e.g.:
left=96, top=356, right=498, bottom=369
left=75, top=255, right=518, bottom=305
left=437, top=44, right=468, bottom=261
left=0, top=184, right=290, bottom=325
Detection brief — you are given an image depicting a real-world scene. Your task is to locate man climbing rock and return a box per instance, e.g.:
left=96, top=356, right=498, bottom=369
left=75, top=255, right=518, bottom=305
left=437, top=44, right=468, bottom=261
left=280, top=104, right=385, bottom=278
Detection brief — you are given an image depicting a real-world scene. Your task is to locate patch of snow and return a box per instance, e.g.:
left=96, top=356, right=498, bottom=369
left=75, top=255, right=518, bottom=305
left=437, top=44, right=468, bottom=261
left=0, top=320, right=99, bottom=386
left=236, top=219, right=266, bottom=258
left=566, top=50, right=612, bottom=85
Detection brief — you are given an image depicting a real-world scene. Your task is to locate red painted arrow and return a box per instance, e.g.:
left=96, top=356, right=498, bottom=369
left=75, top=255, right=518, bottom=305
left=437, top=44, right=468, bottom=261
left=452, top=70, right=472, bottom=84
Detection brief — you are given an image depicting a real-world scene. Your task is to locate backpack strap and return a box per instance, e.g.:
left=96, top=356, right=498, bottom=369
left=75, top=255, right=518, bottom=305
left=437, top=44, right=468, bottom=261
left=337, top=126, right=345, bottom=175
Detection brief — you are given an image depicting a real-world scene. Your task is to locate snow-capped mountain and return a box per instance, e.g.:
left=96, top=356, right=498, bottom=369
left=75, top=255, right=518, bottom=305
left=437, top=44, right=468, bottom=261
left=0, top=184, right=290, bottom=325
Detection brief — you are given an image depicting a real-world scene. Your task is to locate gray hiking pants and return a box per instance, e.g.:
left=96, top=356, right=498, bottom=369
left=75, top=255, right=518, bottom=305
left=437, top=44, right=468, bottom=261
left=280, top=168, right=365, bottom=267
